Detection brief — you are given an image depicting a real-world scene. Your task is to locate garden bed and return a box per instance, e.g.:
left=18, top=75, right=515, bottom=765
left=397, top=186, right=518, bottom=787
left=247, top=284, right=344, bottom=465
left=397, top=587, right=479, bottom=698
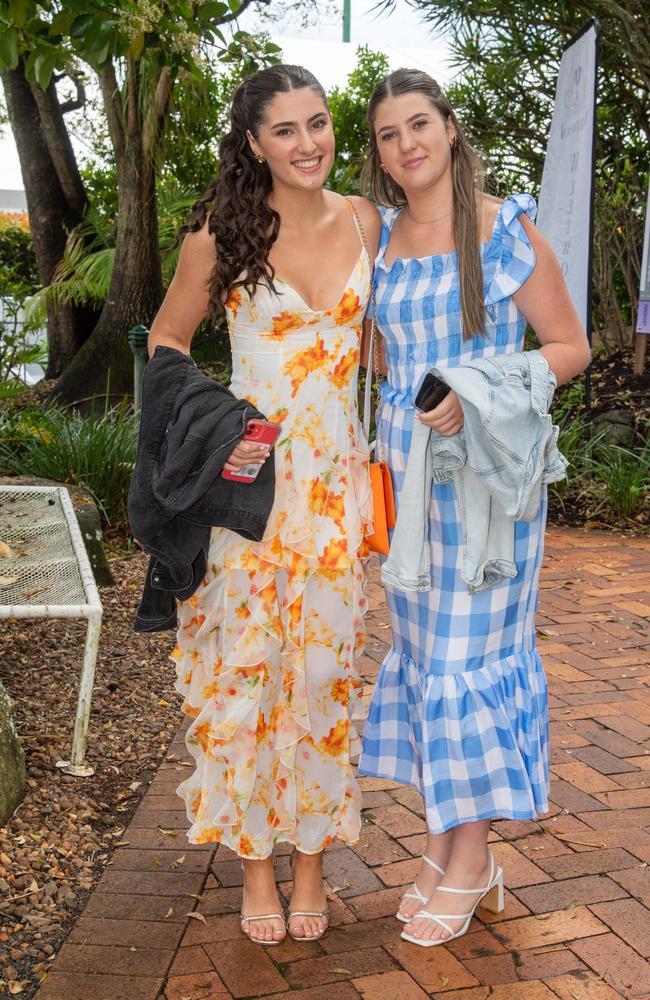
left=0, top=551, right=179, bottom=999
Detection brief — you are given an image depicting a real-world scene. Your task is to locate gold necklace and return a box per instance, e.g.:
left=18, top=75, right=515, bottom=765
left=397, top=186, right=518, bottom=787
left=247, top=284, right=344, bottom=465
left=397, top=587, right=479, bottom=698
left=406, top=207, right=453, bottom=225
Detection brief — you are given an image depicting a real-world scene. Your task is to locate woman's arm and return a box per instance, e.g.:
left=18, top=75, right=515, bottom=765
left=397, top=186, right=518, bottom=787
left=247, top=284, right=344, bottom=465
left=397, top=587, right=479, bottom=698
left=147, top=221, right=267, bottom=472
left=514, top=217, right=592, bottom=384
left=147, top=219, right=216, bottom=358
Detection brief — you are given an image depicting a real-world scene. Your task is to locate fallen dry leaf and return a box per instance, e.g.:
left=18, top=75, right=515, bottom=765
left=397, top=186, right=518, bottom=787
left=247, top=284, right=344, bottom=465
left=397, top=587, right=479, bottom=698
left=8, top=982, right=29, bottom=995
left=185, top=911, right=207, bottom=924
left=164, top=907, right=174, bottom=919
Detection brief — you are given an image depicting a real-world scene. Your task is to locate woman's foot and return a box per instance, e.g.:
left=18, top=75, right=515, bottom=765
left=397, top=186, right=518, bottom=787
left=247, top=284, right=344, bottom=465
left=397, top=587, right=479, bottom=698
left=397, top=831, right=453, bottom=923
left=240, top=856, right=286, bottom=944
left=287, top=848, right=330, bottom=940
left=403, top=851, right=494, bottom=944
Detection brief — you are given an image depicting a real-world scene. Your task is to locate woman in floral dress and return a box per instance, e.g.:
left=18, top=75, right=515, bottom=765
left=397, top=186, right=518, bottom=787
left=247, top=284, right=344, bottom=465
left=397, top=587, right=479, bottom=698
left=147, top=65, right=379, bottom=945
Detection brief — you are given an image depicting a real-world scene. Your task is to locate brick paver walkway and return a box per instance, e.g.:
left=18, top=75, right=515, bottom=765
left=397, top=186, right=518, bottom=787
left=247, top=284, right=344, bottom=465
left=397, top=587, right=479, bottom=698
left=35, top=527, right=650, bottom=1000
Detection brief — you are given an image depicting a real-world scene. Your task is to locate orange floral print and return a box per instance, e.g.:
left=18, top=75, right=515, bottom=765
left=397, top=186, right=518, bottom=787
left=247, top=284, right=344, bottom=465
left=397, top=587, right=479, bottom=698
left=318, top=717, right=349, bottom=756
left=329, top=346, right=359, bottom=389
left=194, top=826, right=224, bottom=844
left=318, top=537, right=350, bottom=580
left=282, top=334, right=330, bottom=397
left=328, top=288, right=361, bottom=327
left=174, top=208, right=372, bottom=857
left=226, top=288, right=242, bottom=318
left=331, top=677, right=349, bottom=704
left=267, top=310, right=304, bottom=339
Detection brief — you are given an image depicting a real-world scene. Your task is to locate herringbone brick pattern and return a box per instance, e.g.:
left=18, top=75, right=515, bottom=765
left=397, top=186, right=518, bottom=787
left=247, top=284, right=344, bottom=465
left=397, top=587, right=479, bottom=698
left=36, top=527, right=650, bottom=1000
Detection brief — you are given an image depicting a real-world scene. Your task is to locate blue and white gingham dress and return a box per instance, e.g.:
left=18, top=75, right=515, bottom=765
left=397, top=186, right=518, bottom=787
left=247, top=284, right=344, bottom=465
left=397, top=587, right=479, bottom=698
left=358, top=194, right=550, bottom=833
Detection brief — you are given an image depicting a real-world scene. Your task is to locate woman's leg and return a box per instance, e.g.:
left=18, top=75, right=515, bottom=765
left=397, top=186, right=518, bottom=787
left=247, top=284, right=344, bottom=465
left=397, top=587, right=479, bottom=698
left=288, top=848, right=330, bottom=938
left=241, top=856, right=286, bottom=943
left=397, top=828, right=454, bottom=921
left=403, top=819, right=492, bottom=943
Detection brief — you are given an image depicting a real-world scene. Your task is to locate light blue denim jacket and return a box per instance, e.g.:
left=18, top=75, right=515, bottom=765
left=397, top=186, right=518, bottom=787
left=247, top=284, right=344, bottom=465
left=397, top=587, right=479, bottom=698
left=381, top=350, right=567, bottom=595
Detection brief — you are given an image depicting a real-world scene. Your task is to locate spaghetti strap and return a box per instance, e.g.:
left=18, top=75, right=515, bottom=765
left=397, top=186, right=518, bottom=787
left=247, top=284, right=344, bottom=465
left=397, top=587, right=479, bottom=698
left=346, top=197, right=373, bottom=272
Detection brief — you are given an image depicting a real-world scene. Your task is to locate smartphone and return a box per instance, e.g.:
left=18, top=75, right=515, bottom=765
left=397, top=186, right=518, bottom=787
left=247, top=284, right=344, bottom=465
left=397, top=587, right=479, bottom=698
left=221, top=419, right=282, bottom=483
left=414, top=372, right=451, bottom=413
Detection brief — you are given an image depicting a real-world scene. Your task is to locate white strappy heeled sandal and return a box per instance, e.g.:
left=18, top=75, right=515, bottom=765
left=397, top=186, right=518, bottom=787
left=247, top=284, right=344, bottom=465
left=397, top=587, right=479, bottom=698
left=400, top=850, right=504, bottom=947
left=239, top=859, right=286, bottom=946
left=395, top=855, right=446, bottom=923
left=239, top=910, right=287, bottom=946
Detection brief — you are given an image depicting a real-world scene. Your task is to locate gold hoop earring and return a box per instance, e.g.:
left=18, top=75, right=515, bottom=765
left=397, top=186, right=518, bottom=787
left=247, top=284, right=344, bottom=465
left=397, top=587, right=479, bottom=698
left=380, top=162, right=387, bottom=172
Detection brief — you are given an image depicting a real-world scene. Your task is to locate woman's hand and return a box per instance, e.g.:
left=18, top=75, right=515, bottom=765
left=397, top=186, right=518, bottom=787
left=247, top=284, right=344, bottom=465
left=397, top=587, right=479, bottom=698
left=416, top=390, right=464, bottom=436
left=223, top=439, right=270, bottom=474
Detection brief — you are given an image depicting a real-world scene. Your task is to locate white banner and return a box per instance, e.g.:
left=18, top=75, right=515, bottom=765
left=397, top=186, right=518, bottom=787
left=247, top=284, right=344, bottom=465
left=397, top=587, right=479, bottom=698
left=537, top=22, right=598, bottom=333
left=636, top=175, right=650, bottom=334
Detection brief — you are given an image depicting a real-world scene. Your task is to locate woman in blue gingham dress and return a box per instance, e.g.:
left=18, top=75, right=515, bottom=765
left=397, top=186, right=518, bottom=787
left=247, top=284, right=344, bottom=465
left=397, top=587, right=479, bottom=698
left=357, top=69, right=591, bottom=947
left=360, top=191, right=550, bottom=823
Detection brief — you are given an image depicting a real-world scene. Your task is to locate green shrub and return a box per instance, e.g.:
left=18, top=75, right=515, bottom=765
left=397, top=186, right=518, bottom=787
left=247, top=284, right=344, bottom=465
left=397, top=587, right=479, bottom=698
left=587, top=439, right=650, bottom=519
left=0, top=221, right=38, bottom=294
left=0, top=404, right=138, bottom=531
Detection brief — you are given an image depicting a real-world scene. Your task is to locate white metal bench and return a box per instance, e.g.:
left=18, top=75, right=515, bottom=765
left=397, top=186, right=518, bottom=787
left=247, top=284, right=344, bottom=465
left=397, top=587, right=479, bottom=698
left=0, top=485, right=102, bottom=776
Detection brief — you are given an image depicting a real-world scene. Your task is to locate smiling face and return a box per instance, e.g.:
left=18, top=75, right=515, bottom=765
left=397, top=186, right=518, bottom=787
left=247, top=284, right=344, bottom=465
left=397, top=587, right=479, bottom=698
left=247, top=86, right=335, bottom=192
left=372, top=92, right=457, bottom=197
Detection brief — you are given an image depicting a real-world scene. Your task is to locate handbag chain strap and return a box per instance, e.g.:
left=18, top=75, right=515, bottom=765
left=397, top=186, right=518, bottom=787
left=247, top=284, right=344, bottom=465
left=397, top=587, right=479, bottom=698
left=347, top=199, right=384, bottom=464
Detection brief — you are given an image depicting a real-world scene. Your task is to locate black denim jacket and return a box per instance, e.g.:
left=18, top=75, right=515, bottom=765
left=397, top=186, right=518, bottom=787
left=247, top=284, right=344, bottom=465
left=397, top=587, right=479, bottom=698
left=128, top=346, right=275, bottom=632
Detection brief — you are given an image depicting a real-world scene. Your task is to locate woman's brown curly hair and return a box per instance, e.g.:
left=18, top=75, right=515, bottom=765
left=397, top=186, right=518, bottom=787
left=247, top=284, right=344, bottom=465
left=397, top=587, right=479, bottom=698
left=177, top=64, right=328, bottom=314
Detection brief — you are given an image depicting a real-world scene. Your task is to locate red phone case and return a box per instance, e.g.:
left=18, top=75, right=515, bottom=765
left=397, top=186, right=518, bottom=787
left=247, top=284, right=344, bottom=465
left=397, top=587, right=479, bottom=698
left=221, top=419, right=281, bottom=482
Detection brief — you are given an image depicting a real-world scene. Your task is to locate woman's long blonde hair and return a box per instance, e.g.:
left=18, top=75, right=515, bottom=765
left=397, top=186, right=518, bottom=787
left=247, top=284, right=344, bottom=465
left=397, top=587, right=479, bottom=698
left=361, top=68, right=486, bottom=339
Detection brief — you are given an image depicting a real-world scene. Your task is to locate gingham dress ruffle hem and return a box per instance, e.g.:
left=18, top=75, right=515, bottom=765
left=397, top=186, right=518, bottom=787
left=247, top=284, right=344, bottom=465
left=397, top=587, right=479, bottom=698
left=357, top=194, right=550, bottom=833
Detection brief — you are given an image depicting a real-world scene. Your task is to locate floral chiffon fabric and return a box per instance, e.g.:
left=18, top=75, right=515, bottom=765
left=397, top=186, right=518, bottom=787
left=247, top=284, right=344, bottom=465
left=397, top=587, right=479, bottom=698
left=172, top=219, right=373, bottom=859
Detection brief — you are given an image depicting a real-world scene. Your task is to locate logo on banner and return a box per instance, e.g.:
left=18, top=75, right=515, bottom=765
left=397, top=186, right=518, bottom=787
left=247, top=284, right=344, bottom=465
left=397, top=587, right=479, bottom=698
left=564, top=66, right=586, bottom=114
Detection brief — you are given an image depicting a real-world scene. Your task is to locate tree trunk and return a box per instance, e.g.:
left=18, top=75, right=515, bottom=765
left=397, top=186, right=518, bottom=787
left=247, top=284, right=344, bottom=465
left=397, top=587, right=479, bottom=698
left=0, top=680, right=26, bottom=826
left=1, top=61, right=89, bottom=378
left=50, top=143, right=163, bottom=406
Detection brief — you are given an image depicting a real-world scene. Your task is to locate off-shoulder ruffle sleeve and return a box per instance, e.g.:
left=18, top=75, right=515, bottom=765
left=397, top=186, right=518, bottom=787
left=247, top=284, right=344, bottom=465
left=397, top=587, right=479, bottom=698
left=484, top=193, right=537, bottom=307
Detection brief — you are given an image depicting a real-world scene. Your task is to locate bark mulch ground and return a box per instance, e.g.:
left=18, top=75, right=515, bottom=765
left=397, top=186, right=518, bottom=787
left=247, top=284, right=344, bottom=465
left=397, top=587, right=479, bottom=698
left=3, top=528, right=650, bottom=1000
left=0, top=552, right=180, bottom=997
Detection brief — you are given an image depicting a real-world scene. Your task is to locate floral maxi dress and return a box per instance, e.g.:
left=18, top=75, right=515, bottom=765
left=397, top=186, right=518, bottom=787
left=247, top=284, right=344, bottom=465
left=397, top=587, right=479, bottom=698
left=173, top=215, right=373, bottom=859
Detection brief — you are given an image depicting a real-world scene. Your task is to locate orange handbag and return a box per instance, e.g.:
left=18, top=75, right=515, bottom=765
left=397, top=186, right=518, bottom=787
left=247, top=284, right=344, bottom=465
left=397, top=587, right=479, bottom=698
left=352, top=198, right=396, bottom=556
left=363, top=316, right=396, bottom=556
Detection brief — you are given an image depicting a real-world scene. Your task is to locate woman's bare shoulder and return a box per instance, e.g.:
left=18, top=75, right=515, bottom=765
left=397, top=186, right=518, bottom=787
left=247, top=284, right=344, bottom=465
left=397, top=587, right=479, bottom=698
left=347, top=195, right=381, bottom=254
left=478, top=193, right=503, bottom=243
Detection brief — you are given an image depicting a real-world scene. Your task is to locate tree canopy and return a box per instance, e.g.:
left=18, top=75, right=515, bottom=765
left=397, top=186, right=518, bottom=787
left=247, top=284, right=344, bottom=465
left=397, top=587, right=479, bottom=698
left=378, top=0, right=649, bottom=349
